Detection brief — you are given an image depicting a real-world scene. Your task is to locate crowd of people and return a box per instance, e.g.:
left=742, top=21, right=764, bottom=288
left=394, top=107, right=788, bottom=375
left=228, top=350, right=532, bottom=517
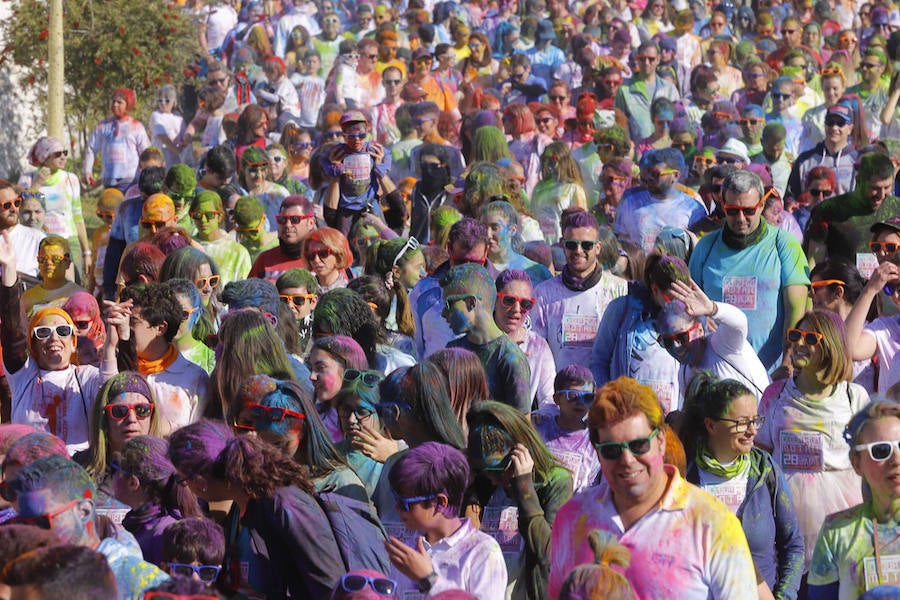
left=3, top=0, right=900, bottom=597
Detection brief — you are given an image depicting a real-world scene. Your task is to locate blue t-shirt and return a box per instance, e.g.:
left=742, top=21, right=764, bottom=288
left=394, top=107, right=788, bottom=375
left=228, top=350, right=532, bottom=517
left=614, top=187, right=707, bottom=253
left=689, top=224, right=810, bottom=369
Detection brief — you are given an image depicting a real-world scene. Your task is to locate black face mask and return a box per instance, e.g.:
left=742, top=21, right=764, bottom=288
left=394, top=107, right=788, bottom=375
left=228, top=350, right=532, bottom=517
left=421, top=163, right=450, bottom=188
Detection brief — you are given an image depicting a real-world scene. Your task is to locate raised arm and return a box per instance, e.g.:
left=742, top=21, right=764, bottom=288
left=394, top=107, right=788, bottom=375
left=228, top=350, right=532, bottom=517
left=0, top=231, right=28, bottom=375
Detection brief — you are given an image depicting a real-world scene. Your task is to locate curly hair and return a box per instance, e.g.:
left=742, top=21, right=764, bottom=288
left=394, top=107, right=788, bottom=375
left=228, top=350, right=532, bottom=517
left=168, top=420, right=315, bottom=499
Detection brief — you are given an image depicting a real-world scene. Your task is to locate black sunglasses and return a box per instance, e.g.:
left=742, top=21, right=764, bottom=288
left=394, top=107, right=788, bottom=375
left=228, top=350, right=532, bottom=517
left=562, top=239, right=598, bottom=252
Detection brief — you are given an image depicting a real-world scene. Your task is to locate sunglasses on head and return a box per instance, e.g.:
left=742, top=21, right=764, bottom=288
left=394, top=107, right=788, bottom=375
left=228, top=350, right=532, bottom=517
left=194, top=275, right=220, bottom=290
left=276, top=214, right=313, bottom=225
left=166, top=563, right=221, bottom=583
left=722, top=197, right=764, bottom=217
left=854, top=440, right=900, bottom=462
left=344, top=368, right=384, bottom=387
left=554, top=389, right=594, bottom=405
left=786, top=328, right=823, bottom=345
left=306, top=247, right=333, bottom=262
left=340, top=573, right=398, bottom=597
left=392, top=236, right=421, bottom=267
left=105, top=403, right=154, bottom=421
left=32, top=324, right=74, bottom=339
left=593, top=428, right=659, bottom=460
left=13, top=498, right=82, bottom=530
left=248, top=403, right=306, bottom=424
left=497, top=292, right=535, bottom=312
left=870, top=241, right=900, bottom=255
left=562, top=239, right=598, bottom=252
left=280, top=293, right=316, bottom=307
left=1, top=198, right=22, bottom=211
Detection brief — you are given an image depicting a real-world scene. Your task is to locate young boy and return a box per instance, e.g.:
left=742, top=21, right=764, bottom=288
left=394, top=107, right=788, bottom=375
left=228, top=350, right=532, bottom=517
left=441, top=263, right=532, bottom=414
left=531, top=365, right=601, bottom=493
left=161, top=517, right=225, bottom=588
left=276, top=267, right=319, bottom=357
left=88, top=187, right=124, bottom=295
left=386, top=442, right=507, bottom=599
left=321, top=110, right=403, bottom=236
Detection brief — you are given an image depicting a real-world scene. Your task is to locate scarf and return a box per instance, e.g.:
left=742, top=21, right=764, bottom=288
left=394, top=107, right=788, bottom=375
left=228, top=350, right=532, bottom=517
left=721, top=218, right=767, bottom=250
left=561, top=264, right=604, bottom=292
left=280, top=237, right=304, bottom=259
left=137, top=344, right=179, bottom=376
left=695, top=442, right=749, bottom=479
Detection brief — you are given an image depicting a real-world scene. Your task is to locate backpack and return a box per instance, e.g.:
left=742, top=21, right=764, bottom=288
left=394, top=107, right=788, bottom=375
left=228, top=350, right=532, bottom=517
left=317, top=492, right=392, bottom=574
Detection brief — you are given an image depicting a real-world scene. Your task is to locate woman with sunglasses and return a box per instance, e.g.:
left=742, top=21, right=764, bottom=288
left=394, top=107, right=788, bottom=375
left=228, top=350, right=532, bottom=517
left=77, top=372, right=162, bottom=491
left=20, top=136, right=90, bottom=280
left=466, top=401, right=573, bottom=600
left=0, top=232, right=110, bottom=451
left=301, top=226, right=355, bottom=292
left=237, top=146, right=290, bottom=231
left=280, top=123, right=314, bottom=185
left=365, top=237, right=426, bottom=346
left=160, top=246, right=223, bottom=338
left=494, top=269, right=555, bottom=411
left=165, top=279, right=214, bottom=374
left=111, top=434, right=202, bottom=565
left=168, top=420, right=345, bottom=599
left=62, top=291, right=107, bottom=368
left=234, top=374, right=369, bottom=502
left=756, top=310, right=869, bottom=567
left=189, top=191, right=251, bottom=288
left=333, top=372, right=400, bottom=497
left=807, top=400, right=900, bottom=597
left=679, top=371, right=804, bottom=600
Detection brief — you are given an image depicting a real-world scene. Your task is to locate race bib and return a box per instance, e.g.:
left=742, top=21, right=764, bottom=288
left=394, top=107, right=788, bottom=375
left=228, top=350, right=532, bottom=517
left=857, top=253, right=879, bottom=280
left=343, top=152, right=372, bottom=196
left=561, top=314, right=600, bottom=347
left=551, top=449, right=584, bottom=484
left=703, top=477, right=746, bottom=514
left=722, top=276, right=758, bottom=310
left=863, top=554, right=900, bottom=590
left=779, top=430, right=824, bottom=472
left=481, top=506, right=523, bottom=556
left=644, top=379, right=675, bottom=414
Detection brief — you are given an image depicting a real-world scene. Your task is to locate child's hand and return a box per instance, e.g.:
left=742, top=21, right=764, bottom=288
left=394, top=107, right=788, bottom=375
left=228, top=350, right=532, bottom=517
left=329, top=145, right=348, bottom=165
left=385, top=536, right=435, bottom=581
left=351, top=421, right=399, bottom=463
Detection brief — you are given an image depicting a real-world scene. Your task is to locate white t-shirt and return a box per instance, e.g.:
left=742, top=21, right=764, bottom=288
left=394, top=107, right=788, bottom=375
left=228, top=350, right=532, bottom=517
left=862, top=315, right=900, bottom=395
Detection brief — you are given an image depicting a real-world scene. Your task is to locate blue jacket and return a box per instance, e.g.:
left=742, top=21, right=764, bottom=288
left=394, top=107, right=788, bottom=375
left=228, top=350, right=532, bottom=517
left=686, top=447, right=805, bottom=600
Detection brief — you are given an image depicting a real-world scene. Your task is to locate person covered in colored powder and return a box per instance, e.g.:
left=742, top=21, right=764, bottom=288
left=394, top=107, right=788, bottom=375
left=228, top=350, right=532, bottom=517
left=548, top=377, right=758, bottom=599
